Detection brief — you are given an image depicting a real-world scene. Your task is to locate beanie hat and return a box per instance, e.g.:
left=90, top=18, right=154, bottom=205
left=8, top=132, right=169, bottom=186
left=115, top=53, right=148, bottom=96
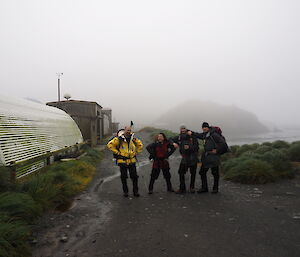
left=202, top=122, right=209, bottom=128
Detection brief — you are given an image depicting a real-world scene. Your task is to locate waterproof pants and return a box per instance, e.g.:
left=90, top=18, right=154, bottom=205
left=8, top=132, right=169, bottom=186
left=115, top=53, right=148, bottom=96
left=199, top=166, right=219, bottom=190
left=178, top=163, right=197, bottom=191
left=119, top=164, right=139, bottom=194
left=149, top=168, right=172, bottom=191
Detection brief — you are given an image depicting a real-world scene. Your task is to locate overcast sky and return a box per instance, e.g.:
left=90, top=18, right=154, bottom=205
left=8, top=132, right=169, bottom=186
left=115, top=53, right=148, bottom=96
left=0, top=0, right=299, bottom=127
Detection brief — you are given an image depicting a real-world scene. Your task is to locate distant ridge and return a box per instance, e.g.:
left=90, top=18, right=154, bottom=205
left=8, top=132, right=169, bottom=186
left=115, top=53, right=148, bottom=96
left=154, top=100, right=269, bottom=139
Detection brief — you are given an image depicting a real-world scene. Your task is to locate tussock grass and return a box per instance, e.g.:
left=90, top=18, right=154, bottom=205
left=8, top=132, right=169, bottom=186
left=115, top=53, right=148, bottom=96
left=288, top=142, right=300, bottom=162
left=223, top=141, right=298, bottom=184
left=224, top=159, right=275, bottom=184
left=0, top=146, right=102, bottom=257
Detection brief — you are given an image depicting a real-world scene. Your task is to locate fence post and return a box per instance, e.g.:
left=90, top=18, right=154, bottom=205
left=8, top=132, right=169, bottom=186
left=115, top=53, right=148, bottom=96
left=9, top=161, right=16, bottom=183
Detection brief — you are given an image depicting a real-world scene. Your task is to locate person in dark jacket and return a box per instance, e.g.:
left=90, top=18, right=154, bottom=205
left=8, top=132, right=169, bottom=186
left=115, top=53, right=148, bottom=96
left=146, top=133, right=176, bottom=194
left=171, top=125, right=199, bottom=194
left=188, top=122, right=225, bottom=194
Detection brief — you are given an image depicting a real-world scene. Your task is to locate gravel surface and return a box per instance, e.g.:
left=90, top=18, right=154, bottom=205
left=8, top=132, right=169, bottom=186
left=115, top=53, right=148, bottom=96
left=32, top=132, right=300, bottom=257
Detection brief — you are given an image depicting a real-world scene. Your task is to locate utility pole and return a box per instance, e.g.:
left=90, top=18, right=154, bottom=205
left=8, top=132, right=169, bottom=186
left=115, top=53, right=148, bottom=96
left=57, top=72, right=63, bottom=102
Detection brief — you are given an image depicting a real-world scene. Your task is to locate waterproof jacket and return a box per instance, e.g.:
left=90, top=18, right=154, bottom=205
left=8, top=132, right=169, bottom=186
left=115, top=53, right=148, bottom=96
left=193, top=128, right=225, bottom=168
left=146, top=141, right=176, bottom=169
left=170, top=134, right=199, bottom=166
left=107, top=134, right=143, bottom=166
left=146, top=141, right=176, bottom=160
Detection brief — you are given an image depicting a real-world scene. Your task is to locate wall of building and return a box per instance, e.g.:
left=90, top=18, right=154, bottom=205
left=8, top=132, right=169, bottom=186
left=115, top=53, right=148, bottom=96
left=47, top=100, right=114, bottom=146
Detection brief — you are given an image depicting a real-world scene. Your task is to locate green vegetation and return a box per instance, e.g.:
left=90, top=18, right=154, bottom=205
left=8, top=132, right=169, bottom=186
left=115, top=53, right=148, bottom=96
left=222, top=141, right=299, bottom=184
left=139, top=126, right=177, bottom=140
left=0, top=146, right=103, bottom=257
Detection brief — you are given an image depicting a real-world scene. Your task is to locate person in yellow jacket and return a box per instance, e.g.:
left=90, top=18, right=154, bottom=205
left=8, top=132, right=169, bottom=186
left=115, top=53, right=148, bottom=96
left=107, top=126, right=143, bottom=197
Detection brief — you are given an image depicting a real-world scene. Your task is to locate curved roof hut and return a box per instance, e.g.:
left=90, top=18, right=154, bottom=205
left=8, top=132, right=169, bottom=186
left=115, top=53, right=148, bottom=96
left=0, top=95, right=83, bottom=177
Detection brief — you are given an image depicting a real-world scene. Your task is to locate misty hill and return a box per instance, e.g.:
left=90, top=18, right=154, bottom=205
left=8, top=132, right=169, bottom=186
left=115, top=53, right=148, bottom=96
left=154, top=100, right=269, bottom=139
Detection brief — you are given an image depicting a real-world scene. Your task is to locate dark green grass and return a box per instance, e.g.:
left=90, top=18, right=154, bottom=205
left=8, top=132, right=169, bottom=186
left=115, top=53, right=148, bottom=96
left=0, top=146, right=103, bottom=257
left=223, top=141, right=299, bottom=184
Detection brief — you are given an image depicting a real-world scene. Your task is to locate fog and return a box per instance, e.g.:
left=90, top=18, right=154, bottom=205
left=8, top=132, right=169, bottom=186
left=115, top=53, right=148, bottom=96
left=1, top=0, right=299, bottom=129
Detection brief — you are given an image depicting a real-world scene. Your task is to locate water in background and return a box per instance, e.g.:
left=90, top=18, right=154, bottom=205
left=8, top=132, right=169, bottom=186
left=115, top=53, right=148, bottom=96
left=227, top=128, right=300, bottom=146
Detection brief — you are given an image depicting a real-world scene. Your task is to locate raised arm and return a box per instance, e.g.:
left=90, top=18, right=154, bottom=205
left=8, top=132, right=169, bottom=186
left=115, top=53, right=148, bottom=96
left=190, top=131, right=205, bottom=140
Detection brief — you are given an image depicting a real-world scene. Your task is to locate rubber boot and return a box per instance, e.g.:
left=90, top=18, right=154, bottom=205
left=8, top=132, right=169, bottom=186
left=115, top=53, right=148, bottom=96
left=166, top=178, right=174, bottom=192
left=198, top=173, right=208, bottom=193
left=148, top=178, right=155, bottom=194
left=132, top=178, right=140, bottom=197
left=121, top=178, right=129, bottom=197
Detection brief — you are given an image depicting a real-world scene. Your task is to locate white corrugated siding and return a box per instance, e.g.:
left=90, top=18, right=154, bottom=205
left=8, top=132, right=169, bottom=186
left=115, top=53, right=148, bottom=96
left=0, top=95, right=83, bottom=166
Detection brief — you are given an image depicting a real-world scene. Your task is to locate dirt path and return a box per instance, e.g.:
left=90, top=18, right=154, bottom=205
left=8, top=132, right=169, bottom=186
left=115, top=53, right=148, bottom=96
left=33, top=133, right=300, bottom=257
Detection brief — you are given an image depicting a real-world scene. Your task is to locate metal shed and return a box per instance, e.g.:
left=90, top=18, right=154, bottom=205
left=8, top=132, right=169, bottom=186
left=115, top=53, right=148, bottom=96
left=0, top=95, right=83, bottom=178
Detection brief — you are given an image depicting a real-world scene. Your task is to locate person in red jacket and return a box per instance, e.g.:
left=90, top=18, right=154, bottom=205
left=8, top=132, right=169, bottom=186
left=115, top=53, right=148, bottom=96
left=146, top=133, right=176, bottom=194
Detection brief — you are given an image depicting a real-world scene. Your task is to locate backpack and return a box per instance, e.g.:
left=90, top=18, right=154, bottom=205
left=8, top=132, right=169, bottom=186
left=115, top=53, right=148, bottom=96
left=211, top=126, right=230, bottom=155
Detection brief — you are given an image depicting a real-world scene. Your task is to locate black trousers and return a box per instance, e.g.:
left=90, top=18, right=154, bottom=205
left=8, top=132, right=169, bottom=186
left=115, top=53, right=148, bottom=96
left=199, top=166, right=219, bottom=190
left=149, top=168, right=172, bottom=191
left=178, top=163, right=197, bottom=191
left=119, top=164, right=138, bottom=194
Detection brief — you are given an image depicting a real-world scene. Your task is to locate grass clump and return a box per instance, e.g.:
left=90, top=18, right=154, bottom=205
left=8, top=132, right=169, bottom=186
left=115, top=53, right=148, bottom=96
left=288, top=142, right=300, bottom=162
left=224, top=159, right=275, bottom=184
left=223, top=140, right=299, bottom=184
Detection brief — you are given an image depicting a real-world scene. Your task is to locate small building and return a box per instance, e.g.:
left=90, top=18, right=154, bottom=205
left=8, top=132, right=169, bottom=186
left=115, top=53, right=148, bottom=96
left=46, top=100, right=116, bottom=146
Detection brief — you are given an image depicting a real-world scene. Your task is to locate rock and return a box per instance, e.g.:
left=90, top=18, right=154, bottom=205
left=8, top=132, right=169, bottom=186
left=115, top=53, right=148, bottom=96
left=66, top=214, right=75, bottom=219
left=250, top=194, right=261, bottom=198
left=184, top=234, right=189, bottom=238
left=274, top=206, right=284, bottom=211
left=286, top=192, right=296, bottom=196
left=30, top=239, right=38, bottom=245
left=60, top=235, right=68, bottom=243
left=292, top=213, right=300, bottom=220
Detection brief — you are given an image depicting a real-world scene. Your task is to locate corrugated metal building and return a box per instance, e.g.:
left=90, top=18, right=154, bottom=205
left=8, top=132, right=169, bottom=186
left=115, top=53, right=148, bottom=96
left=0, top=95, right=83, bottom=178
left=47, top=100, right=115, bottom=146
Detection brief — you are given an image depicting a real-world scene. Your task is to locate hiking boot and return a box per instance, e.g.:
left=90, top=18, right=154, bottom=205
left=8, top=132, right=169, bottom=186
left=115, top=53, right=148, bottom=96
left=148, top=190, right=153, bottom=195
left=123, top=192, right=129, bottom=197
left=167, top=188, right=174, bottom=192
left=211, top=188, right=218, bottom=194
left=189, top=188, right=195, bottom=194
left=175, top=189, right=186, bottom=194
left=133, top=192, right=140, bottom=197
left=197, top=188, right=208, bottom=194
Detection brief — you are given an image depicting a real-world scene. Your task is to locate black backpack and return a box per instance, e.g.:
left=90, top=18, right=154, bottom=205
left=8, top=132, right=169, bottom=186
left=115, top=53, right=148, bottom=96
left=210, top=127, right=229, bottom=155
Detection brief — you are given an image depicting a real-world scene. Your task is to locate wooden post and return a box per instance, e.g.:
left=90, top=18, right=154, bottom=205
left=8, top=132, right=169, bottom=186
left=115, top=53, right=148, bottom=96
left=9, top=161, right=16, bottom=183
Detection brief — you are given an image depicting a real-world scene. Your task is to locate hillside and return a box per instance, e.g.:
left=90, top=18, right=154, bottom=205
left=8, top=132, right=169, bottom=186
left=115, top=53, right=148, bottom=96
left=153, top=100, right=269, bottom=139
